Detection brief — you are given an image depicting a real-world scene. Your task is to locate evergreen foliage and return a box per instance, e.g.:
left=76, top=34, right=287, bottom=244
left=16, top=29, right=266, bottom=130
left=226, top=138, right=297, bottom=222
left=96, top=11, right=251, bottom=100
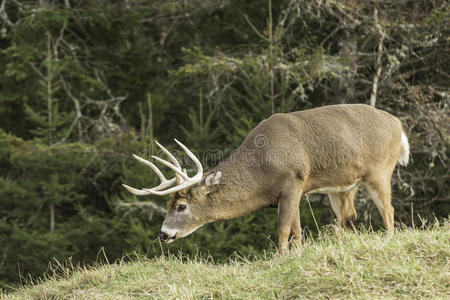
left=0, top=0, right=448, bottom=289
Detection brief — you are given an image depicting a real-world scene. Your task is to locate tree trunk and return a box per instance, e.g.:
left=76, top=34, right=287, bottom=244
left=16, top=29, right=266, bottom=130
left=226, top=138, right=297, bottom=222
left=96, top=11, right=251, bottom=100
left=369, top=4, right=384, bottom=107
left=50, top=203, right=55, bottom=232
left=331, top=25, right=357, bottom=104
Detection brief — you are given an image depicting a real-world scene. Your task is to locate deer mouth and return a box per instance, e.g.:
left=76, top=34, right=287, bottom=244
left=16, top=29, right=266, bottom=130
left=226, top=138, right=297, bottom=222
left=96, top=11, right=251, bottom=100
left=162, top=233, right=177, bottom=243
left=158, top=230, right=177, bottom=243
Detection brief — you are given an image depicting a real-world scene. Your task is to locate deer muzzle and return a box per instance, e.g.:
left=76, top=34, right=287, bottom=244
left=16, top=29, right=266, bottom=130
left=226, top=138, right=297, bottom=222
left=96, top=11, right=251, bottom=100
left=158, top=231, right=177, bottom=242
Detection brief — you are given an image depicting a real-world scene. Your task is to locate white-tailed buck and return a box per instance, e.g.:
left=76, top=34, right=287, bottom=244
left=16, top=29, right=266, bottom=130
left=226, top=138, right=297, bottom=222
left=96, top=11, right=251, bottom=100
left=123, top=104, right=409, bottom=252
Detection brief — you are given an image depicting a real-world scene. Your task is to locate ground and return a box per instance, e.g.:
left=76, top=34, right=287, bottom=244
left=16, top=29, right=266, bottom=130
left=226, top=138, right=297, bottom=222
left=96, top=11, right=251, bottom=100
left=2, top=222, right=449, bottom=299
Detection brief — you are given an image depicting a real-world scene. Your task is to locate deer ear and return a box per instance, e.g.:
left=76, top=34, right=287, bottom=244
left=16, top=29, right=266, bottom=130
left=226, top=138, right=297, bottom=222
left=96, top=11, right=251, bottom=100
left=205, top=171, right=222, bottom=187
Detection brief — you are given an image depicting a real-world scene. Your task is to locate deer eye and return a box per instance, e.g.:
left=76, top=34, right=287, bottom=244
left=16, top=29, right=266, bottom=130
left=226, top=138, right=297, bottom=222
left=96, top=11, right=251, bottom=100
left=177, top=204, right=187, bottom=212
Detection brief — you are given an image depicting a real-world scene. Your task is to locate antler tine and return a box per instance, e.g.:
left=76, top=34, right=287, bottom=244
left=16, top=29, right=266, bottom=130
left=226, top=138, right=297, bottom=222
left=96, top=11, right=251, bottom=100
left=154, top=140, right=185, bottom=184
left=122, top=184, right=152, bottom=195
left=133, top=154, right=181, bottom=189
left=122, top=177, right=178, bottom=195
left=145, top=180, right=195, bottom=195
left=123, top=139, right=203, bottom=196
left=151, top=156, right=189, bottom=181
left=174, top=138, right=203, bottom=180
left=132, top=154, right=166, bottom=182
left=143, top=139, right=203, bottom=196
left=151, top=177, right=177, bottom=191
left=155, top=140, right=182, bottom=170
left=122, top=154, right=180, bottom=196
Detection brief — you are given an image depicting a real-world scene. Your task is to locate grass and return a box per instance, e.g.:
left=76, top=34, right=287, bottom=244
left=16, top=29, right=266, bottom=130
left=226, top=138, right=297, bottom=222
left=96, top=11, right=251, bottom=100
left=2, top=222, right=449, bottom=299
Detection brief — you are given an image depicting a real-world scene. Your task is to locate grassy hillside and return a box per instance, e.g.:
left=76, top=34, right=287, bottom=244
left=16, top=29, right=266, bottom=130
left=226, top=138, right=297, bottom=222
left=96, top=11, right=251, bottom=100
left=2, top=223, right=449, bottom=299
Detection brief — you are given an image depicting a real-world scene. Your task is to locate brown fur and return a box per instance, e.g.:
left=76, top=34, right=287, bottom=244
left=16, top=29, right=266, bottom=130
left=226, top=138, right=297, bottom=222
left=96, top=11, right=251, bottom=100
left=163, top=104, right=408, bottom=252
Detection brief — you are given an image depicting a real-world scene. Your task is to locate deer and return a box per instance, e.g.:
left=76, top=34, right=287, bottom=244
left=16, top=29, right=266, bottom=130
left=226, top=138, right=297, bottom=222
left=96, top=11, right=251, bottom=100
left=123, top=104, right=410, bottom=252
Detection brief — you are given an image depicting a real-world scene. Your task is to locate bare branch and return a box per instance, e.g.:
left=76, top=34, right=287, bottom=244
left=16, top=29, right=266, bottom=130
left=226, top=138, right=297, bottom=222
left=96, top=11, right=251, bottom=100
left=117, top=200, right=166, bottom=215
left=0, top=0, right=13, bottom=27
left=369, top=3, right=385, bottom=107
left=60, top=77, right=84, bottom=142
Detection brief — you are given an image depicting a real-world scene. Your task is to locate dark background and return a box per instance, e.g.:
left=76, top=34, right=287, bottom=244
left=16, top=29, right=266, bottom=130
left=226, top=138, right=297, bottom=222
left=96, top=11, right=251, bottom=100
left=0, top=0, right=448, bottom=289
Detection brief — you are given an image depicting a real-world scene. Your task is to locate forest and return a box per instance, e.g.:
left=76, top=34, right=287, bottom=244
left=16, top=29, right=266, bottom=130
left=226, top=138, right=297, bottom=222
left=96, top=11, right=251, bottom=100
left=0, top=0, right=448, bottom=289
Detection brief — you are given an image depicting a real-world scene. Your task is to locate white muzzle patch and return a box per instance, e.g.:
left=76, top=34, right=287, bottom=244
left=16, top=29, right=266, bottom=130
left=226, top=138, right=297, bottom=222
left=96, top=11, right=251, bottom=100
left=160, top=225, right=178, bottom=239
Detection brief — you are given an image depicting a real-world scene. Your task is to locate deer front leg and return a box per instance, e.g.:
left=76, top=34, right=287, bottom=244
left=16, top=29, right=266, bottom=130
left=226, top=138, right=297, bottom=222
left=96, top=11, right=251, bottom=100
left=277, top=186, right=302, bottom=253
left=290, top=210, right=302, bottom=249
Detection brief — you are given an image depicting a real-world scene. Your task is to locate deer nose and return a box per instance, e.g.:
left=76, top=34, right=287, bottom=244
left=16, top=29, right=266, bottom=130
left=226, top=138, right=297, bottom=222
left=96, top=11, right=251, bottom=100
left=158, top=231, right=168, bottom=241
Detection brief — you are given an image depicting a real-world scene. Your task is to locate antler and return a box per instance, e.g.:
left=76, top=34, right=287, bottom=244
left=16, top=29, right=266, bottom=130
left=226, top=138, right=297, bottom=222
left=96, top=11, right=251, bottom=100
left=122, top=139, right=203, bottom=196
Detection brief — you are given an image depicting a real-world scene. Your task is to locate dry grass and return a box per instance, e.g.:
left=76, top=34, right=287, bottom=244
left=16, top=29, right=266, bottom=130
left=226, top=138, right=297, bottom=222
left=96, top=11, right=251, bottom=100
left=2, top=222, right=449, bottom=299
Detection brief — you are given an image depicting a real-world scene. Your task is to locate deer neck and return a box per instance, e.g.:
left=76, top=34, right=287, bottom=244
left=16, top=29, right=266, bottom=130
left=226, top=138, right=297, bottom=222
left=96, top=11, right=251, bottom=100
left=206, top=155, right=269, bottom=221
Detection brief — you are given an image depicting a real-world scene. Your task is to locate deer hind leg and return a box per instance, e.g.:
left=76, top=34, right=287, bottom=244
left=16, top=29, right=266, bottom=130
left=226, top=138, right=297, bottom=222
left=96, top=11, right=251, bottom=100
left=277, top=185, right=302, bottom=253
left=328, top=188, right=358, bottom=228
left=363, top=173, right=394, bottom=232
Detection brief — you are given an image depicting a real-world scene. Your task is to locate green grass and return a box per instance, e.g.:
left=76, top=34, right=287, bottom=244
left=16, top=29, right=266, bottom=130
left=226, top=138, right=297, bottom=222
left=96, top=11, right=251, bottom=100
left=2, top=222, right=449, bottom=299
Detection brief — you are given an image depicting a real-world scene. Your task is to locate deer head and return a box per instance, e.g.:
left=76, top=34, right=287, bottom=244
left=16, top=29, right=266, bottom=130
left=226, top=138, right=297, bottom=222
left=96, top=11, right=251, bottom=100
left=122, top=139, right=222, bottom=243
